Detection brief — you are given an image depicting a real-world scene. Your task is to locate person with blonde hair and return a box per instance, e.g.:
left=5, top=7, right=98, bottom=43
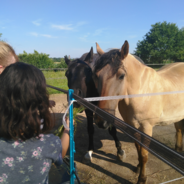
left=0, top=41, right=19, bottom=74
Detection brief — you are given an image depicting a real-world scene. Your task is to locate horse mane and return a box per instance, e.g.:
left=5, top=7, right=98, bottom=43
left=94, top=49, right=122, bottom=76
left=132, top=54, right=145, bottom=64
left=94, top=49, right=145, bottom=75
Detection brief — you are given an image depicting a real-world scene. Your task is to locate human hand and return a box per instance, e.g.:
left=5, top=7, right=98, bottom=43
left=65, top=117, right=75, bottom=128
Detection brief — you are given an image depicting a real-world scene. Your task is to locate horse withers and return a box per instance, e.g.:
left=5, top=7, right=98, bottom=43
left=64, top=47, right=126, bottom=162
left=94, top=40, right=184, bottom=184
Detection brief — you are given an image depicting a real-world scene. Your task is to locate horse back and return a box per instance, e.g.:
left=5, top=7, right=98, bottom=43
left=157, top=63, right=184, bottom=85
left=157, top=62, right=184, bottom=76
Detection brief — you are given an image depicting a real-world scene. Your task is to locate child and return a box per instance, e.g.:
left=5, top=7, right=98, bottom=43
left=0, top=62, right=70, bottom=184
left=0, top=41, right=18, bottom=74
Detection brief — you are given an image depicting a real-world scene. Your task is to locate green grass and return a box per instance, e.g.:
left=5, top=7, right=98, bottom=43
left=42, top=70, right=68, bottom=94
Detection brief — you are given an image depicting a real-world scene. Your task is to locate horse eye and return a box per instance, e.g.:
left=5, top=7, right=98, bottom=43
left=119, top=74, right=125, bottom=80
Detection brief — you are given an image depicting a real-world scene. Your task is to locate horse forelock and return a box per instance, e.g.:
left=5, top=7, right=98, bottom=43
left=66, top=59, right=91, bottom=78
left=94, top=49, right=123, bottom=76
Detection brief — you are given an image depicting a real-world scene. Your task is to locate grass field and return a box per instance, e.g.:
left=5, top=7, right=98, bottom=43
left=43, top=70, right=68, bottom=94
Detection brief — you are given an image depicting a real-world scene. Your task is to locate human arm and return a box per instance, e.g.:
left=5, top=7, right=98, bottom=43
left=60, top=117, right=71, bottom=158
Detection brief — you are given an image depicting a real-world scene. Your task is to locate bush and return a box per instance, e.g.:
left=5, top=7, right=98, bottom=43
left=18, top=50, right=54, bottom=69
left=55, top=58, right=68, bottom=68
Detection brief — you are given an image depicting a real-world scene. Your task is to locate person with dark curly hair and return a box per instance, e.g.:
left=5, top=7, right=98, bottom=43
left=0, top=62, right=70, bottom=184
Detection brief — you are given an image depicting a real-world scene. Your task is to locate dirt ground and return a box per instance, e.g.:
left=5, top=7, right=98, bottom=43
left=49, top=94, right=184, bottom=184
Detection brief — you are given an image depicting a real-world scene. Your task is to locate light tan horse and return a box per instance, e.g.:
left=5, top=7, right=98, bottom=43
left=94, top=40, right=184, bottom=184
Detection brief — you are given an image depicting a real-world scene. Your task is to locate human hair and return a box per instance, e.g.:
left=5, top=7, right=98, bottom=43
left=0, top=41, right=19, bottom=67
left=0, top=62, right=55, bottom=141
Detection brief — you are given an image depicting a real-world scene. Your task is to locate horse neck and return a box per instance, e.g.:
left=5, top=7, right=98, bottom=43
left=124, top=55, right=150, bottom=93
left=86, top=77, right=99, bottom=98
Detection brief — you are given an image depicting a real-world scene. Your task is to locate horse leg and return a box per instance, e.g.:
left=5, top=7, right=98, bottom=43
left=84, top=109, right=94, bottom=162
left=174, top=120, right=184, bottom=152
left=108, top=125, right=126, bottom=161
left=136, top=124, right=153, bottom=184
left=134, top=132, right=142, bottom=174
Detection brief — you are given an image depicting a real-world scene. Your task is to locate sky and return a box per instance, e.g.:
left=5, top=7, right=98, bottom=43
left=1, top=0, right=184, bottom=58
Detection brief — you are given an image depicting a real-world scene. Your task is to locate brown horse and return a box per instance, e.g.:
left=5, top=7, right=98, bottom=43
left=94, top=40, right=184, bottom=184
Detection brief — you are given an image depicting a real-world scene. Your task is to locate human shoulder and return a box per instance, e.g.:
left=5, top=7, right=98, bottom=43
left=40, top=133, right=60, bottom=142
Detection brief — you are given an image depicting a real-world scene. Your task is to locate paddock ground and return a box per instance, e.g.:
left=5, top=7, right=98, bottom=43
left=49, top=94, right=184, bottom=184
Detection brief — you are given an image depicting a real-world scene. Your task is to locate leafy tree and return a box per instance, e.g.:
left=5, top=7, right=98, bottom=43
left=18, top=50, right=54, bottom=68
left=172, top=28, right=184, bottom=62
left=134, top=22, right=184, bottom=63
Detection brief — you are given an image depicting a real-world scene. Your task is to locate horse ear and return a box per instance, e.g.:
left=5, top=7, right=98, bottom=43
left=96, top=42, right=105, bottom=56
left=121, top=40, right=129, bottom=60
left=64, top=55, right=72, bottom=65
left=84, top=47, right=93, bottom=63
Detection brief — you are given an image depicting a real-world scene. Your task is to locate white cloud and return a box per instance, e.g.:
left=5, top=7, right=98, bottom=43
left=79, top=33, right=90, bottom=41
left=93, top=29, right=104, bottom=36
left=51, top=24, right=73, bottom=30
left=30, top=32, right=38, bottom=37
left=76, top=21, right=87, bottom=27
left=32, top=19, right=42, bottom=26
left=79, top=32, right=110, bottom=44
left=29, top=32, right=57, bottom=38
left=40, top=34, right=57, bottom=38
left=51, top=21, right=87, bottom=31
left=128, top=35, right=137, bottom=39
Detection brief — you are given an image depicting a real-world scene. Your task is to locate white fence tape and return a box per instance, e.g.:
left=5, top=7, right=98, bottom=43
left=159, top=176, right=184, bottom=184
left=82, top=90, right=184, bottom=102
left=62, top=101, right=73, bottom=130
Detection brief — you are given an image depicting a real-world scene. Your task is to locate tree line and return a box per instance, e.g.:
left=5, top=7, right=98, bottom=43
left=18, top=51, right=68, bottom=69
left=134, top=21, right=184, bottom=63
left=1, top=21, right=184, bottom=68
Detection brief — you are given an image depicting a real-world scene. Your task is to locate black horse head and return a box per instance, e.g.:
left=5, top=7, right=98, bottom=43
left=64, top=47, right=98, bottom=108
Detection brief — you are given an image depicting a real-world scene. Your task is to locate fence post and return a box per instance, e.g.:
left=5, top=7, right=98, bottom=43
left=69, top=89, right=76, bottom=184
